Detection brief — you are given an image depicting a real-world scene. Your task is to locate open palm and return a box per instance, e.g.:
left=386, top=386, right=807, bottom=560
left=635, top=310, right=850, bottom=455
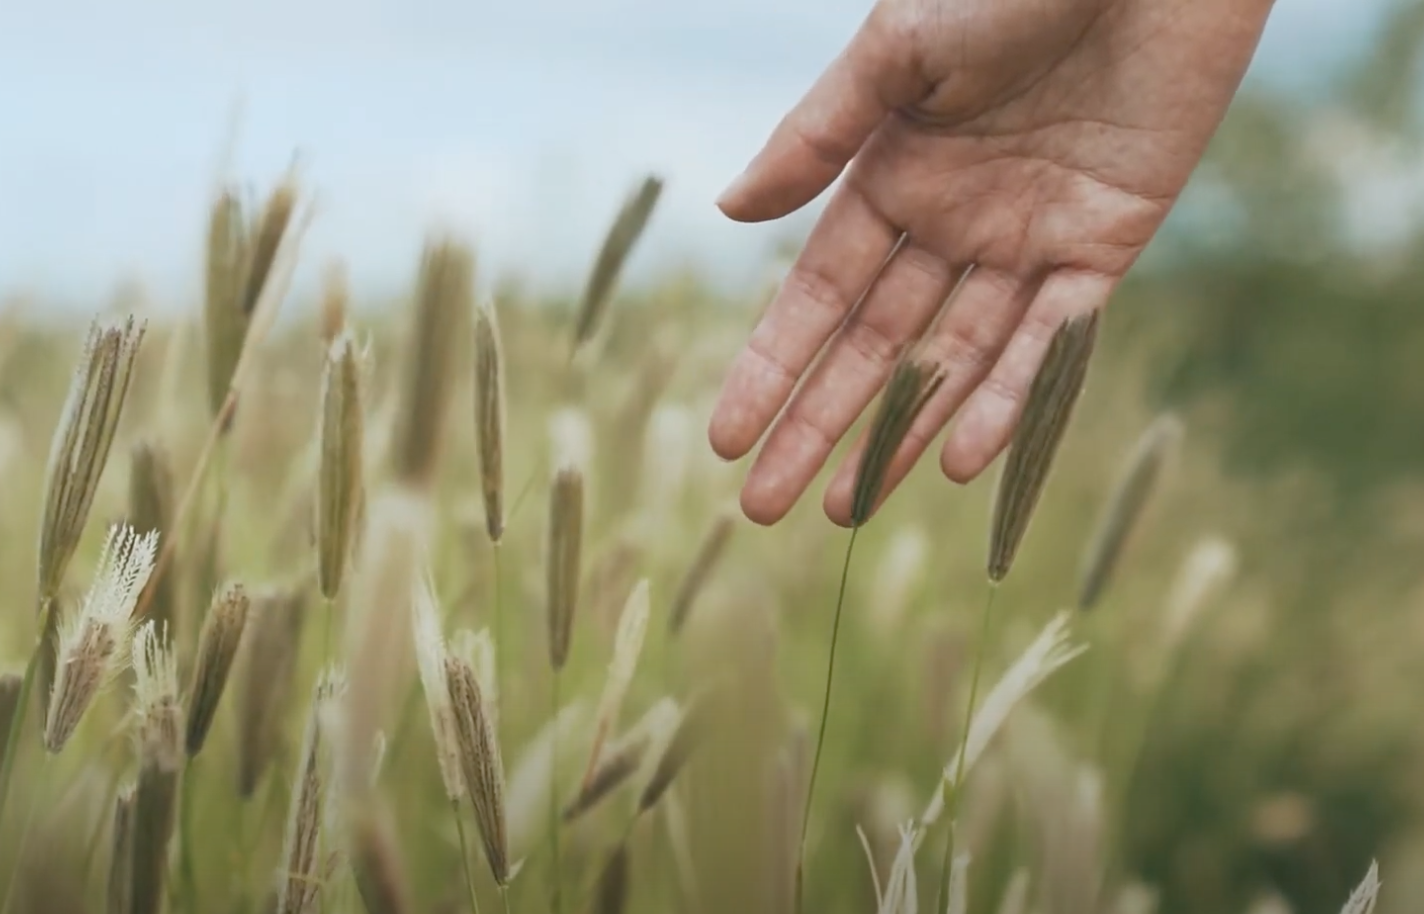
left=708, top=0, right=1277, bottom=526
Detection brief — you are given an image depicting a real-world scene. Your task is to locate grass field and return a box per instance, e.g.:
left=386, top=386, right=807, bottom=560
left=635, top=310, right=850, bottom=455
left=0, top=165, right=1407, bottom=914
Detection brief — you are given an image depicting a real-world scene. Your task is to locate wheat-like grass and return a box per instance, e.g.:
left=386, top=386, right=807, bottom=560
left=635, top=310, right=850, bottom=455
left=988, top=312, right=1100, bottom=583
left=573, top=175, right=664, bottom=353
left=316, top=329, right=366, bottom=605
left=184, top=582, right=250, bottom=758
left=126, top=442, right=175, bottom=637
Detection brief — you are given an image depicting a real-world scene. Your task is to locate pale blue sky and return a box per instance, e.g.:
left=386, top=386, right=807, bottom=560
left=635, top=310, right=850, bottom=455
left=0, top=0, right=1390, bottom=309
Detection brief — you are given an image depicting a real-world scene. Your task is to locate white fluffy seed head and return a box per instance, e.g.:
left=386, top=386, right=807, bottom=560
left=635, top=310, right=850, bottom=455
left=131, top=619, right=182, bottom=771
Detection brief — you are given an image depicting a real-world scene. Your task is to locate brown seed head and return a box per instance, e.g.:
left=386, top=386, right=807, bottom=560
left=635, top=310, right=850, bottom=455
left=185, top=582, right=251, bottom=757
left=237, top=587, right=307, bottom=798
left=277, top=670, right=343, bottom=914
left=241, top=174, right=300, bottom=319
left=1076, top=412, right=1183, bottom=611
left=591, top=842, right=631, bottom=914
left=573, top=174, right=664, bottom=351
left=204, top=187, right=252, bottom=417
left=389, top=235, right=474, bottom=490
left=564, top=735, right=649, bottom=824
left=127, top=441, right=175, bottom=636
left=668, top=510, right=736, bottom=637
left=38, top=315, right=148, bottom=603
left=851, top=356, right=946, bottom=527
left=988, top=311, right=1101, bottom=583
left=445, top=650, right=510, bottom=885
left=473, top=295, right=506, bottom=543
left=546, top=462, right=585, bottom=671
left=319, top=259, right=350, bottom=347
left=638, top=689, right=716, bottom=814
left=317, top=331, right=366, bottom=600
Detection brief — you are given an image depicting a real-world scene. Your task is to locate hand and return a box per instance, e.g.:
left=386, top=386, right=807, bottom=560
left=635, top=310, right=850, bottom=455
left=707, top=0, right=1276, bottom=526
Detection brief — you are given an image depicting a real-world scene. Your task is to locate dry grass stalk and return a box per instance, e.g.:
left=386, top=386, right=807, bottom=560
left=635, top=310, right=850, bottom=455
left=987, top=311, right=1101, bottom=582
left=920, top=612, right=1087, bottom=830
left=852, top=355, right=946, bottom=526
left=563, top=698, right=675, bottom=824
left=388, top=235, right=474, bottom=491
left=583, top=580, right=650, bottom=784
left=1076, top=413, right=1183, bottom=611
left=127, top=442, right=176, bottom=636
left=445, top=646, right=511, bottom=884
left=276, top=669, right=343, bottom=914
left=128, top=622, right=182, bottom=914
left=237, top=588, right=307, bottom=798
left=590, top=841, right=631, bottom=914
left=866, top=822, right=921, bottom=914
left=1160, top=535, right=1238, bottom=657
left=637, top=689, right=715, bottom=814
left=350, top=801, right=413, bottom=914
left=473, top=294, right=507, bottom=543
left=319, top=259, right=350, bottom=347
left=38, top=315, right=147, bottom=605
left=340, top=489, right=430, bottom=797
left=107, top=785, right=137, bottom=914
left=184, top=582, right=250, bottom=757
left=412, top=574, right=464, bottom=802
left=316, top=330, right=366, bottom=601
left=203, top=187, right=252, bottom=419
left=546, top=461, right=585, bottom=672
left=667, top=511, right=735, bottom=637
left=573, top=174, right=664, bottom=351
left=44, top=526, right=160, bottom=754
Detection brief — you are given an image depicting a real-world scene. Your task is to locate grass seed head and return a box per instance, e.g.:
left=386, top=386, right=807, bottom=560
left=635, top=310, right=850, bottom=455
left=638, top=688, right=716, bottom=814
left=131, top=620, right=183, bottom=773
left=473, top=294, right=507, bottom=543
left=317, top=330, right=366, bottom=600
left=988, top=311, right=1101, bottom=583
left=44, top=525, right=160, bottom=754
left=591, top=841, right=632, bottom=914
left=546, top=460, right=586, bottom=672
left=389, top=234, right=474, bottom=491
left=1076, top=412, right=1183, bottom=611
left=319, top=258, right=351, bottom=347
left=584, top=579, right=651, bottom=780
left=237, top=587, right=307, bottom=798
left=411, top=573, right=463, bottom=802
left=184, top=582, right=251, bottom=757
left=573, top=174, right=664, bottom=352
left=852, top=355, right=946, bottom=527
left=204, top=187, right=252, bottom=418
left=276, top=669, right=344, bottom=914
left=445, top=649, right=510, bottom=884
left=127, top=441, right=175, bottom=635
left=668, top=511, right=736, bottom=637
left=240, top=173, right=301, bottom=320
left=38, top=315, right=148, bottom=604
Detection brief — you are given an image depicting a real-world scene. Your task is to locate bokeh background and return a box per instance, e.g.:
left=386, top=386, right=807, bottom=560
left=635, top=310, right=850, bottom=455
left=4, top=1, right=1424, bottom=913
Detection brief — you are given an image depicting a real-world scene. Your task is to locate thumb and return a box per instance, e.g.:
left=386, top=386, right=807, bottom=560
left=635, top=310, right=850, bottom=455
left=716, top=3, right=931, bottom=223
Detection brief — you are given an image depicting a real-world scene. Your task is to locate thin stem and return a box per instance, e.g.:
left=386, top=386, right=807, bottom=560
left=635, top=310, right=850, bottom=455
left=135, top=390, right=239, bottom=623
left=178, top=758, right=200, bottom=910
left=0, top=597, right=55, bottom=830
left=492, top=542, right=505, bottom=741
left=323, top=596, right=336, bottom=663
left=499, top=886, right=513, bottom=914
left=934, top=582, right=999, bottom=913
left=0, top=758, right=49, bottom=913
left=795, top=526, right=859, bottom=913
left=452, top=801, right=484, bottom=914
left=550, top=670, right=564, bottom=914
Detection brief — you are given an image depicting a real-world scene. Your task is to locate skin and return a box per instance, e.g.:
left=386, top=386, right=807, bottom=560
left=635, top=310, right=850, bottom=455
left=707, top=0, right=1279, bottom=527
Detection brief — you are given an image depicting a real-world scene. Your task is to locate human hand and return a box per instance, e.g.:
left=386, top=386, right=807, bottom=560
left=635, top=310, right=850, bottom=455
left=708, top=0, right=1276, bottom=526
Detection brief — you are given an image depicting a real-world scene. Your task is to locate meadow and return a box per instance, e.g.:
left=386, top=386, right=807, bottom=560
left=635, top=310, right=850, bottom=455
left=0, top=158, right=1410, bottom=914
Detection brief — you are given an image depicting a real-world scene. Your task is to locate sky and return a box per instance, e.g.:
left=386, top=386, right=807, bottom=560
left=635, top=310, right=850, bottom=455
left=0, top=0, right=1397, bottom=310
